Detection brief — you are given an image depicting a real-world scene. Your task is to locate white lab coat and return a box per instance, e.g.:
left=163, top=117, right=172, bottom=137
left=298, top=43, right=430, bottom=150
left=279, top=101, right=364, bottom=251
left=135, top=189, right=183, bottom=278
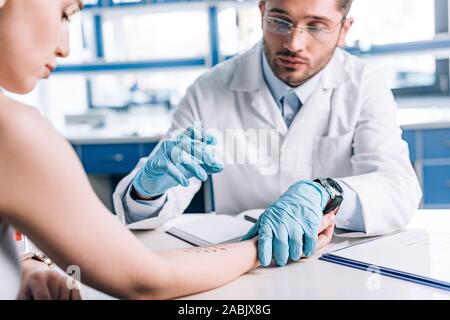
left=113, top=42, right=422, bottom=236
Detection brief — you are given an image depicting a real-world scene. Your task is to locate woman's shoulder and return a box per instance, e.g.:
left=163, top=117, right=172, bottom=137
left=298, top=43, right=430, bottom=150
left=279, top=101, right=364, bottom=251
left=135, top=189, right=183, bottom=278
left=0, top=94, right=67, bottom=176
left=0, top=94, right=54, bottom=145
left=0, top=93, right=42, bottom=127
left=0, top=95, right=71, bottom=214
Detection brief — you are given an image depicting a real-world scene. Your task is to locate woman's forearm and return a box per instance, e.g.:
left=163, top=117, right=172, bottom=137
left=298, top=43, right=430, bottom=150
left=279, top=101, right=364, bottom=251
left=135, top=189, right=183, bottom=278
left=130, top=239, right=259, bottom=300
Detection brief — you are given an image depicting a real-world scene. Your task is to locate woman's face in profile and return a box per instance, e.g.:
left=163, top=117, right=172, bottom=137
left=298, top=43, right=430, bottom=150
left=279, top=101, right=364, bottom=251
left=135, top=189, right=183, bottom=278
left=0, top=0, right=82, bottom=94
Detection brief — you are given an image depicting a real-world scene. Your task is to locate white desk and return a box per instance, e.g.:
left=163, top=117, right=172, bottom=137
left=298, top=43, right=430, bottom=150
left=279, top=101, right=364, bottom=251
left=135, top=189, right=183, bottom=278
left=82, top=210, right=450, bottom=300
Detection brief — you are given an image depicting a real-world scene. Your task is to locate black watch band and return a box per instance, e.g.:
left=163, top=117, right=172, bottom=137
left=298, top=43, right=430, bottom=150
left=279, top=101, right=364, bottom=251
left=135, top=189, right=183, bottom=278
left=314, top=178, right=344, bottom=214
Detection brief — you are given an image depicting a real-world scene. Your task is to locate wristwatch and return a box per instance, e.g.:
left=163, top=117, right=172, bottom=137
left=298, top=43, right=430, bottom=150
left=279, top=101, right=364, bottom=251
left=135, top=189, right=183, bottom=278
left=314, top=178, right=344, bottom=214
left=21, top=251, right=54, bottom=269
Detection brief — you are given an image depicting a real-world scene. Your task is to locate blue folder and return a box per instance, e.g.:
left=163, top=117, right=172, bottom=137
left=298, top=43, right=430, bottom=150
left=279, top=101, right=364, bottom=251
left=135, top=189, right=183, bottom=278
left=320, top=254, right=450, bottom=291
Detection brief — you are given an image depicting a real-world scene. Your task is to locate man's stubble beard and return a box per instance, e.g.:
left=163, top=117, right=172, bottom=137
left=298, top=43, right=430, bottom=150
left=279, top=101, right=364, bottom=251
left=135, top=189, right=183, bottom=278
left=262, top=38, right=339, bottom=87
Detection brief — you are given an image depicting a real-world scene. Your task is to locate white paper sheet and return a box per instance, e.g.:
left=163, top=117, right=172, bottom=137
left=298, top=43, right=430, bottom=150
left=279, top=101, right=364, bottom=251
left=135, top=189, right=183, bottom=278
left=166, top=214, right=254, bottom=246
left=326, top=229, right=450, bottom=284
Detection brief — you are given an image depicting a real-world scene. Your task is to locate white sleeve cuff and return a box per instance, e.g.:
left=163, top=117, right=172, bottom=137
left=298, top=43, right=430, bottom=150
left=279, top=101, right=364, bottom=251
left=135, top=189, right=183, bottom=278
left=123, top=182, right=168, bottom=224
left=334, top=180, right=366, bottom=232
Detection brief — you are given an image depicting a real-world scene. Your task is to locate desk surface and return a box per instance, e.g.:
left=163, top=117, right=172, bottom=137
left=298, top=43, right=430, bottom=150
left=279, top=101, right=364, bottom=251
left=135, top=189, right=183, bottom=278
left=82, top=210, right=450, bottom=300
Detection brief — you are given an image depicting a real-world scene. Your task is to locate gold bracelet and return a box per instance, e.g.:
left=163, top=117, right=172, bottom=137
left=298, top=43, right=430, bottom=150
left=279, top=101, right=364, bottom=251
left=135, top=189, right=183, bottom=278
left=21, top=251, right=54, bottom=269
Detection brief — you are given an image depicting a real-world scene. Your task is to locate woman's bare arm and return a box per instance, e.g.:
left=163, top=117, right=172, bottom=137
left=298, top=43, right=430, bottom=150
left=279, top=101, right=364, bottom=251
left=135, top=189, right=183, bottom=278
left=0, top=96, right=258, bottom=299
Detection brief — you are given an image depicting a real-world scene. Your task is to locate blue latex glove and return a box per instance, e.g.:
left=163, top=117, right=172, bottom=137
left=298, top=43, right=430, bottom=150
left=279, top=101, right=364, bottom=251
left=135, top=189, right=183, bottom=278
left=242, top=180, right=329, bottom=267
left=133, top=126, right=223, bottom=197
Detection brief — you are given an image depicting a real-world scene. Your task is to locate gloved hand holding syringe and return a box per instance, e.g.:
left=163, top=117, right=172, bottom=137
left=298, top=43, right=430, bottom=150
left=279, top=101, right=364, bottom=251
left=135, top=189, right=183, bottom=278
left=132, top=118, right=224, bottom=198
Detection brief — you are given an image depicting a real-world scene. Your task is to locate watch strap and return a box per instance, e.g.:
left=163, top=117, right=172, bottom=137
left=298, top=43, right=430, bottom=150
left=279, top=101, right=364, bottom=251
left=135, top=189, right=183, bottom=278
left=314, top=178, right=344, bottom=214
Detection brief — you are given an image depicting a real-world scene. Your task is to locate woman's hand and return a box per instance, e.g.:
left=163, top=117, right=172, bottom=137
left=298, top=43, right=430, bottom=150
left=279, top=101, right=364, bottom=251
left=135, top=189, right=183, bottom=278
left=17, top=259, right=82, bottom=300
left=316, top=212, right=337, bottom=251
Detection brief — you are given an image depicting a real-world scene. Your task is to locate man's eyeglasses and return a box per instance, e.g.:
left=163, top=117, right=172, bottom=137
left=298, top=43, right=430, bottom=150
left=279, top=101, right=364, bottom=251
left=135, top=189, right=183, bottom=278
left=263, top=16, right=344, bottom=43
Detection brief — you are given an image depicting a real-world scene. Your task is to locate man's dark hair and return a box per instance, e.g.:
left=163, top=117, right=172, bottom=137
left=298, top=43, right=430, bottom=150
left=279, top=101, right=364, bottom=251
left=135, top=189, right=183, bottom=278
left=261, top=0, right=354, bottom=17
left=337, top=0, right=353, bottom=17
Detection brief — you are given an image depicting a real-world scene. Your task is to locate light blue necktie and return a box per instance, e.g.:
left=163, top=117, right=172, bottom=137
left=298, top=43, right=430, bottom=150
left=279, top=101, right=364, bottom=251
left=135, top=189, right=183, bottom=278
left=280, top=91, right=302, bottom=128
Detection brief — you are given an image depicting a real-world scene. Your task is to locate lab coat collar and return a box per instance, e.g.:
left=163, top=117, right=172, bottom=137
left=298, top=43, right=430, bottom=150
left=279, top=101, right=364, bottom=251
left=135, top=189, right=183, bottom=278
left=320, top=48, right=350, bottom=89
left=228, top=41, right=349, bottom=92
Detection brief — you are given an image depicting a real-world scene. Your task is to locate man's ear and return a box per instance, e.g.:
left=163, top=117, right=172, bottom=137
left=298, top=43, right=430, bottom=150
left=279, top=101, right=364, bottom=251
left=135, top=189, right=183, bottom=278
left=337, top=17, right=354, bottom=48
left=0, top=0, right=7, bottom=9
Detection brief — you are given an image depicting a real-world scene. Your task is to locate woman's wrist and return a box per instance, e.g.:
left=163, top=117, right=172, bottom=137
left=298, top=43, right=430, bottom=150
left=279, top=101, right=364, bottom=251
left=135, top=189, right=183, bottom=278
left=20, top=258, right=51, bottom=278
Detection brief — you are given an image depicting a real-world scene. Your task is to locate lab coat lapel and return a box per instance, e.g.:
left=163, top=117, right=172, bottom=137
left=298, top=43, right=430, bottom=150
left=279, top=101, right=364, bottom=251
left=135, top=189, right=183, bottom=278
left=282, top=84, right=332, bottom=151
left=278, top=84, right=333, bottom=184
left=250, top=86, right=288, bottom=136
left=282, top=49, right=350, bottom=150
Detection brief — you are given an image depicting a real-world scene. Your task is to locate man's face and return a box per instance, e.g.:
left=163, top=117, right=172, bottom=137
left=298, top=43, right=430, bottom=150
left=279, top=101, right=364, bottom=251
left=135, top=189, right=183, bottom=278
left=259, top=0, right=353, bottom=87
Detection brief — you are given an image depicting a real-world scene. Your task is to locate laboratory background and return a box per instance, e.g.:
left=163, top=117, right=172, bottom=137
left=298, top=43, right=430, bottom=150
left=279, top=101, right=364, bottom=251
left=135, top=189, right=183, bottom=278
left=6, top=0, right=450, bottom=212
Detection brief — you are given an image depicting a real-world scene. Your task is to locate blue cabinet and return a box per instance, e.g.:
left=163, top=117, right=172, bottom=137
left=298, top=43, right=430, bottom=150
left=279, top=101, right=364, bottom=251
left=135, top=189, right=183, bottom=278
left=75, top=143, right=157, bottom=175
left=402, top=130, right=416, bottom=162
left=403, top=127, right=450, bottom=208
left=423, top=165, right=450, bottom=206
left=79, top=144, right=141, bottom=175
left=423, top=129, right=450, bottom=159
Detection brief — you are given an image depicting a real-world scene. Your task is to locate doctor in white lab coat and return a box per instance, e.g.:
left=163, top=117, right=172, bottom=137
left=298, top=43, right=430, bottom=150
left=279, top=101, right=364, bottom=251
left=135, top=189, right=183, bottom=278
left=113, top=0, right=422, bottom=265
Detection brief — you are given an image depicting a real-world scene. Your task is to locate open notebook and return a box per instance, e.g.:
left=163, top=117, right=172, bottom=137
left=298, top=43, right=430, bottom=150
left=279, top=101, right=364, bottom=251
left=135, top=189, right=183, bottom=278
left=166, top=214, right=256, bottom=246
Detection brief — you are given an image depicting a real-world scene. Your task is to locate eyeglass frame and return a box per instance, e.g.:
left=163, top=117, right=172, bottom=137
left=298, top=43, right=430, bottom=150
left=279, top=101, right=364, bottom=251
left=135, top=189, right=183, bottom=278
left=262, top=15, right=346, bottom=41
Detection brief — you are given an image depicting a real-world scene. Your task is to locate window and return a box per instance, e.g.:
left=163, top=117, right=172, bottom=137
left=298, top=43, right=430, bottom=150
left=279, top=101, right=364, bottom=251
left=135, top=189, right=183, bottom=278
left=346, top=0, right=436, bottom=48
left=58, top=13, right=94, bottom=65
left=218, top=5, right=262, bottom=57
left=88, top=68, right=207, bottom=110
left=83, top=0, right=100, bottom=6
left=347, top=0, right=449, bottom=97
left=102, top=10, right=209, bottom=61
